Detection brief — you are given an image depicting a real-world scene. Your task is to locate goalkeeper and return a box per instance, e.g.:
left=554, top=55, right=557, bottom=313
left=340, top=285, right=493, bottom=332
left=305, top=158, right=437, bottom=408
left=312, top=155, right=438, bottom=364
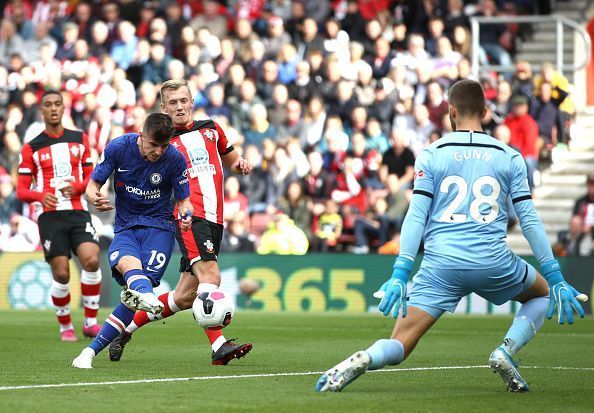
left=316, top=79, right=587, bottom=393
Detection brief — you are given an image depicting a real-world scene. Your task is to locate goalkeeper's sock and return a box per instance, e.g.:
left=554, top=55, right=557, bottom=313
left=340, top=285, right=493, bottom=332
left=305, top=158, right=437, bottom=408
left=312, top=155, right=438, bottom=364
left=365, top=339, right=404, bottom=370
left=89, top=303, right=134, bottom=354
left=125, top=291, right=180, bottom=334
left=502, top=296, right=549, bottom=356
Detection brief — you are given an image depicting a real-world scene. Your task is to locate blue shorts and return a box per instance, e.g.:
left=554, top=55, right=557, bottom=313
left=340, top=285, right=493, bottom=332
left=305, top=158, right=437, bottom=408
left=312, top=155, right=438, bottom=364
left=408, top=255, right=537, bottom=318
left=108, top=226, right=175, bottom=287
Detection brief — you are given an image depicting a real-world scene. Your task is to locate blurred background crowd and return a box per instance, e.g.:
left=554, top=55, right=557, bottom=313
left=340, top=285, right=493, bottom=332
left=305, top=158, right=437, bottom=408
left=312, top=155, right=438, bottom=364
left=0, top=0, right=592, bottom=256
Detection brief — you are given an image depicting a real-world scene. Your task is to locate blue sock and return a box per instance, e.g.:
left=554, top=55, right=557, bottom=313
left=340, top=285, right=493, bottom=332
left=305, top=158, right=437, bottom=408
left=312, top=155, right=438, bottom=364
left=365, top=339, right=404, bottom=370
left=89, top=303, right=135, bottom=354
left=503, top=296, right=549, bottom=356
left=124, top=269, right=153, bottom=293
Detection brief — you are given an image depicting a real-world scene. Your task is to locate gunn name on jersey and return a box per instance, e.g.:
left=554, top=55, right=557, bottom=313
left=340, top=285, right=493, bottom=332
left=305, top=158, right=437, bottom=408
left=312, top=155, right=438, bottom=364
left=453, top=148, right=492, bottom=162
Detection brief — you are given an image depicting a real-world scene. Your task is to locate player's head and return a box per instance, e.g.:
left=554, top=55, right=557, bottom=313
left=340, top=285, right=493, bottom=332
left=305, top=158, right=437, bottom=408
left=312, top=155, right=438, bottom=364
left=447, top=79, right=486, bottom=131
left=139, top=113, right=174, bottom=162
left=160, top=79, right=194, bottom=128
left=40, top=90, right=64, bottom=128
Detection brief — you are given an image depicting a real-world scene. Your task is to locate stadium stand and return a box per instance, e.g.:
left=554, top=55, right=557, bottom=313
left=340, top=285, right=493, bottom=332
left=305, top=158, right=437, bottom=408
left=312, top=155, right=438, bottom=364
left=0, top=0, right=592, bottom=256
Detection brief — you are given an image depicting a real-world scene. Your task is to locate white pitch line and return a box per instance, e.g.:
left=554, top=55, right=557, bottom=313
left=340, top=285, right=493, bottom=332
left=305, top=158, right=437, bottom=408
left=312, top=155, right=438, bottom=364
left=1, top=365, right=593, bottom=392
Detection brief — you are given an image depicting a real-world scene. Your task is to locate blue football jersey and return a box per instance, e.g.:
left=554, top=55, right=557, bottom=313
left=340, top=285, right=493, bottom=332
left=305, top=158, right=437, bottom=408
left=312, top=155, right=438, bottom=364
left=91, top=134, right=190, bottom=233
left=412, top=130, right=531, bottom=269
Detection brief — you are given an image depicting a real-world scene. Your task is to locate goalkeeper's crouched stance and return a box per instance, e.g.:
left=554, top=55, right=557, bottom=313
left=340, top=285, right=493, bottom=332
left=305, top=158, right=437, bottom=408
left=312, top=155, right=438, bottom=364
left=316, top=79, right=587, bottom=393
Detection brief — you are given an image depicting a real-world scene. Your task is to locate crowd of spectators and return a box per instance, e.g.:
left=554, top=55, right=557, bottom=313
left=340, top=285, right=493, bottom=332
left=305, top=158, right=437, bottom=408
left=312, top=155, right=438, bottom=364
left=554, top=173, right=594, bottom=257
left=0, top=0, right=584, bottom=255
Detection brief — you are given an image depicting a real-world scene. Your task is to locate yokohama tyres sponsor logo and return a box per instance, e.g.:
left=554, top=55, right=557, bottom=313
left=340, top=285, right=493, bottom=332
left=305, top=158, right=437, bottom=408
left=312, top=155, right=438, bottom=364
left=125, top=185, right=161, bottom=199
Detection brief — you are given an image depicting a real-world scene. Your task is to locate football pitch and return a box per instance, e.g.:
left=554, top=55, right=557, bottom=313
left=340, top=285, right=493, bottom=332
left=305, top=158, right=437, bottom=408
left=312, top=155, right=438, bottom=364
left=0, top=310, right=593, bottom=413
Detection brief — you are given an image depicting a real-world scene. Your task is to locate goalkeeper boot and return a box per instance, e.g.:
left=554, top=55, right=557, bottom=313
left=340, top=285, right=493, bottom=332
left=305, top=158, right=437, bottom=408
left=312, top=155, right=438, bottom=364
left=121, top=289, right=164, bottom=315
left=316, top=351, right=371, bottom=392
left=489, top=347, right=529, bottom=392
left=212, top=339, right=253, bottom=365
left=109, top=332, right=132, bottom=361
left=72, top=347, right=95, bottom=369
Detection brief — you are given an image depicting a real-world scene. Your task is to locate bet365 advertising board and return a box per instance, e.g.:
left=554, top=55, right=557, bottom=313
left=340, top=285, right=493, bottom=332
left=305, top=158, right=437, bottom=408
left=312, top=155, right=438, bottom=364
left=0, top=252, right=592, bottom=315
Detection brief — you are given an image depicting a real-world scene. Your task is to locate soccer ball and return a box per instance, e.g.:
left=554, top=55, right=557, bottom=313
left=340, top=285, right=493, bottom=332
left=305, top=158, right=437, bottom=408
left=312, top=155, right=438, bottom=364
left=192, top=289, right=235, bottom=330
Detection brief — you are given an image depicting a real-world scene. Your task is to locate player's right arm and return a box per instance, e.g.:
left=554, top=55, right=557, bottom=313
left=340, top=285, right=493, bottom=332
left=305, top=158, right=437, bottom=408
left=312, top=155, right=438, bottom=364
left=171, top=150, right=192, bottom=231
left=85, top=178, right=113, bottom=211
left=85, top=141, right=118, bottom=212
left=16, top=143, right=58, bottom=209
left=377, top=149, right=434, bottom=318
left=510, top=152, right=586, bottom=324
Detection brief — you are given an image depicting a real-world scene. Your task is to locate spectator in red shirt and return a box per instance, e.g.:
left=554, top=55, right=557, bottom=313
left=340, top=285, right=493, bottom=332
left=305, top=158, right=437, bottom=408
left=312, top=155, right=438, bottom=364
left=504, top=94, right=539, bottom=190
left=223, top=175, right=249, bottom=227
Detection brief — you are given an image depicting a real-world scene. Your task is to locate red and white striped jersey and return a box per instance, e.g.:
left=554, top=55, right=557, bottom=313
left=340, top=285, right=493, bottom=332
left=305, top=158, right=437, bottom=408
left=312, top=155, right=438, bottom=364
left=171, top=120, right=233, bottom=225
left=17, top=129, right=93, bottom=214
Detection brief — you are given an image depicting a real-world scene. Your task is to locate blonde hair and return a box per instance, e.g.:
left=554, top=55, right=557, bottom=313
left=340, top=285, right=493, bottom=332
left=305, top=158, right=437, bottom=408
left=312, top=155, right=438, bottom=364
left=160, top=79, right=191, bottom=102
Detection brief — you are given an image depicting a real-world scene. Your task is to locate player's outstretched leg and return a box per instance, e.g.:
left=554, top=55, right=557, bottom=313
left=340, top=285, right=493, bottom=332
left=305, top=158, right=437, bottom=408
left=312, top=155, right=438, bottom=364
left=316, top=351, right=371, bottom=392
left=109, top=291, right=181, bottom=361
left=489, top=295, right=549, bottom=392
left=197, top=283, right=253, bottom=365
left=316, top=339, right=404, bottom=392
left=72, top=303, right=135, bottom=368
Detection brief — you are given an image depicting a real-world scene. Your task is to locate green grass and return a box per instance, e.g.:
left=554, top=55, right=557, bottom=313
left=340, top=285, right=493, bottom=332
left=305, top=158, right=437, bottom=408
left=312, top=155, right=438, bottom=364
left=0, top=310, right=593, bottom=413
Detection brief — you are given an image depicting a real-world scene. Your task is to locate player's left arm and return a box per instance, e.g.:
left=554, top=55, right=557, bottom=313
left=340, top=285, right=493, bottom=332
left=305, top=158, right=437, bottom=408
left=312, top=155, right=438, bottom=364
left=376, top=150, right=434, bottom=318
left=510, top=153, right=586, bottom=323
left=222, top=148, right=252, bottom=175
left=214, top=121, right=252, bottom=175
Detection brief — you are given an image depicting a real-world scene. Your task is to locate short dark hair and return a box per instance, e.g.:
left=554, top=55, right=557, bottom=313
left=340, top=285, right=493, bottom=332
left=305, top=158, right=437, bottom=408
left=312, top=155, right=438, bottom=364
left=160, top=78, right=191, bottom=102
left=41, top=89, right=62, bottom=102
left=448, top=79, right=485, bottom=118
left=142, top=113, right=174, bottom=144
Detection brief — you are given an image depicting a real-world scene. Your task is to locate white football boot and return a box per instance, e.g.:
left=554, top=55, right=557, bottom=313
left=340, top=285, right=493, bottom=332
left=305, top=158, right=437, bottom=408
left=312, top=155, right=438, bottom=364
left=72, top=347, right=96, bottom=369
left=316, top=351, right=371, bottom=392
left=120, top=289, right=164, bottom=315
left=489, top=347, right=529, bottom=392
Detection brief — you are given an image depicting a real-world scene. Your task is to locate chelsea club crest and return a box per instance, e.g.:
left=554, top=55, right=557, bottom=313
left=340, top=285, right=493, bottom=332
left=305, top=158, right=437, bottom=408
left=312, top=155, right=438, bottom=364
left=150, top=173, right=162, bottom=185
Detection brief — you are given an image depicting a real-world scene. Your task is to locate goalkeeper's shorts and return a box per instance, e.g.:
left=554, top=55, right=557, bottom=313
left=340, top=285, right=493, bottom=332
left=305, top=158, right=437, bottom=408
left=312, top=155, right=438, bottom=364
left=408, top=255, right=537, bottom=318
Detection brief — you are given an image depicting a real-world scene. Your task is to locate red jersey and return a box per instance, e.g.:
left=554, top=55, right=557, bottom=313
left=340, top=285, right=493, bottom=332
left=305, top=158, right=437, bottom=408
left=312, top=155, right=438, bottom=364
left=224, top=192, right=249, bottom=220
left=17, top=129, right=93, bottom=214
left=172, top=120, right=232, bottom=225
